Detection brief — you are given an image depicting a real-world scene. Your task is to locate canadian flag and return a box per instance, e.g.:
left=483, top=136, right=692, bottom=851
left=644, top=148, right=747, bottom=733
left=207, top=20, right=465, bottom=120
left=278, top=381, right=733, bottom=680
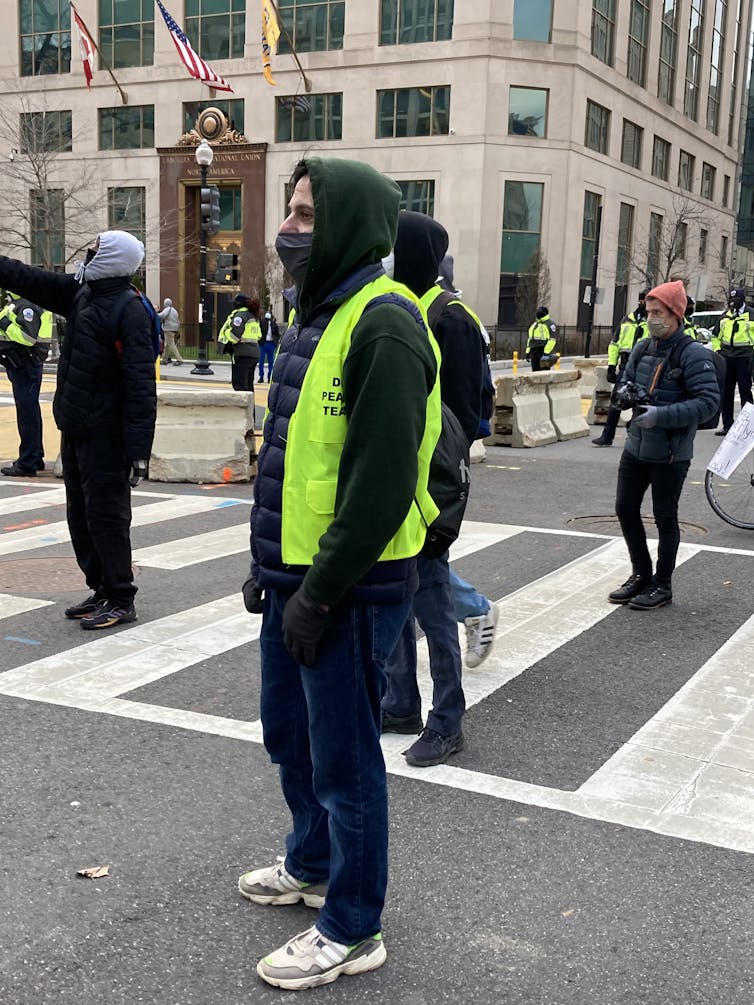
left=71, top=4, right=94, bottom=88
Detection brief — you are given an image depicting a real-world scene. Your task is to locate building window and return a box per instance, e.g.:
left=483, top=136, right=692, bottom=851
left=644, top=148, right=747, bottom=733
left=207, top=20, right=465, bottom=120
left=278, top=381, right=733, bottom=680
left=723, top=173, right=731, bottom=207
left=99, top=105, right=154, bottom=150
left=580, top=191, right=601, bottom=279
left=701, top=162, right=716, bottom=200
left=673, top=221, right=688, bottom=259
left=616, top=202, right=635, bottom=285
left=185, top=0, right=245, bottom=61
left=627, top=0, right=650, bottom=86
left=706, top=0, right=728, bottom=134
left=585, top=100, right=610, bottom=154
left=699, top=228, right=708, bottom=264
left=658, top=1, right=679, bottom=105
left=20, top=0, right=71, bottom=75
left=501, top=181, right=543, bottom=273
left=276, top=93, right=342, bottom=142
left=513, top=0, right=552, bottom=42
left=183, top=99, right=244, bottom=136
left=591, top=1, right=615, bottom=66
left=30, top=189, right=65, bottom=268
left=728, top=0, right=743, bottom=145
left=218, top=185, right=242, bottom=230
left=108, top=187, right=146, bottom=286
left=19, top=110, right=72, bottom=153
left=397, top=180, right=435, bottom=215
left=678, top=150, right=695, bottom=191
left=278, top=0, right=344, bottom=54
left=684, top=0, right=705, bottom=121
left=508, top=87, right=548, bottom=137
left=99, top=0, right=154, bottom=69
left=647, top=212, right=663, bottom=284
left=720, top=234, right=729, bottom=268
left=377, top=86, right=450, bottom=138
left=380, top=0, right=453, bottom=45
left=621, top=120, right=642, bottom=168
left=652, top=136, right=670, bottom=180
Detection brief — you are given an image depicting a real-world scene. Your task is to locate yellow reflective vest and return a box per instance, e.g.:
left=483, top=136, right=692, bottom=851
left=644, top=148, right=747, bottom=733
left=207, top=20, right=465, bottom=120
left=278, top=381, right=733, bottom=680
left=713, top=310, right=753, bottom=352
left=526, top=315, right=555, bottom=353
left=0, top=297, right=52, bottom=349
left=281, top=275, right=442, bottom=565
left=218, top=308, right=262, bottom=345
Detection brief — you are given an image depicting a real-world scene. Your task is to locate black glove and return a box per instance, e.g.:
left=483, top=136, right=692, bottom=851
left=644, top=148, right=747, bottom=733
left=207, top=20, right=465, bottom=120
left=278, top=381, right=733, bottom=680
left=607, top=364, right=617, bottom=384
left=242, top=576, right=264, bottom=614
left=129, top=460, right=148, bottom=487
left=282, top=588, right=332, bottom=668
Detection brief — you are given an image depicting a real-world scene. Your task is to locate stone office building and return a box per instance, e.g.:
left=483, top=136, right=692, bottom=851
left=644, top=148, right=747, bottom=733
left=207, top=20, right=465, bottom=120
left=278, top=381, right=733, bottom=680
left=0, top=0, right=751, bottom=338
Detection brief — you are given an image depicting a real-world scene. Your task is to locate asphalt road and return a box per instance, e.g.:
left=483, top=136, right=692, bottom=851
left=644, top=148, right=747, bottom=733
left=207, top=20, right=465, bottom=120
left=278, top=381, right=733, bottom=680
left=0, top=378, right=753, bottom=1004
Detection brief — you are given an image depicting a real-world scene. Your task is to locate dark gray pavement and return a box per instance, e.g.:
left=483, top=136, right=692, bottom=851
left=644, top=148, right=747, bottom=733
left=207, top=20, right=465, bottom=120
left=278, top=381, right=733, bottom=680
left=0, top=398, right=753, bottom=1004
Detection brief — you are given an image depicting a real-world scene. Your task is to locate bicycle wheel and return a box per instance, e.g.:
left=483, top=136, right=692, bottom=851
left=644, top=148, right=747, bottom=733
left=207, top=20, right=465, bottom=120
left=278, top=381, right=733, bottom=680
left=705, top=461, right=754, bottom=530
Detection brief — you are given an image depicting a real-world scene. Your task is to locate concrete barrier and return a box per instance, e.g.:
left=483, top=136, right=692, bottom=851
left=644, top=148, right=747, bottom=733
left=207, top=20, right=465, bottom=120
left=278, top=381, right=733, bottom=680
left=587, top=365, right=631, bottom=427
left=573, top=356, right=608, bottom=398
left=488, top=372, right=557, bottom=447
left=149, top=387, right=256, bottom=483
left=546, top=369, right=589, bottom=440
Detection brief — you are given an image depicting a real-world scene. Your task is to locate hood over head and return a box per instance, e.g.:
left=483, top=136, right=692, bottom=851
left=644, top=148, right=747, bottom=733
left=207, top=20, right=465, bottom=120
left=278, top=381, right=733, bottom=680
left=79, top=230, right=145, bottom=284
left=163, top=298, right=172, bottom=308
left=295, top=157, right=401, bottom=318
left=392, top=211, right=449, bottom=297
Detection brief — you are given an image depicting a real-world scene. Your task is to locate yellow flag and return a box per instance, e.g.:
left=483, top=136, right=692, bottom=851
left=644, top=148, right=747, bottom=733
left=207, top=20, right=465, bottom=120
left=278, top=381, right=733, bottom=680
left=262, top=0, right=281, bottom=86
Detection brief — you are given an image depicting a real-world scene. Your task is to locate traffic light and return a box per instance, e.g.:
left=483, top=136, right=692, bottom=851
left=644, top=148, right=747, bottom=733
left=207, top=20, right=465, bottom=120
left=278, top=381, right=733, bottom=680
left=200, top=185, right=221, bottom=234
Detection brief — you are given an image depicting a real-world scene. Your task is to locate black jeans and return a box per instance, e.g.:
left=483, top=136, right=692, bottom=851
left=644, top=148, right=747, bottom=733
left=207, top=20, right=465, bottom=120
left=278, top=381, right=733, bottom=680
left=615, top=451, right=690, bottom=586
left=529, top=343, right=546, bottom=371
left=61, top=434, right=136, bottom=605
left=5, top=357, right=44, bottom=471
left=231, top=355, right=256, bottom=392
left=721, top=353, right=753, bottom=431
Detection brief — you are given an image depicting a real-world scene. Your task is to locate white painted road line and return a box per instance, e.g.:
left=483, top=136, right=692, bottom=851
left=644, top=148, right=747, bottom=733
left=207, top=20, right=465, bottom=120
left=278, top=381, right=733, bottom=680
left=0, top=487, right=67, bottom=517
left=0, top=593, right=54, bottom=620
left=134, top=523, right=249, bottom=569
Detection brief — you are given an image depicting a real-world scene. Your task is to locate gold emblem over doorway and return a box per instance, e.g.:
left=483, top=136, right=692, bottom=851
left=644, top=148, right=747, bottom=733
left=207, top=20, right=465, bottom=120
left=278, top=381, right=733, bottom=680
left=177, top=107, right=249, bottom=146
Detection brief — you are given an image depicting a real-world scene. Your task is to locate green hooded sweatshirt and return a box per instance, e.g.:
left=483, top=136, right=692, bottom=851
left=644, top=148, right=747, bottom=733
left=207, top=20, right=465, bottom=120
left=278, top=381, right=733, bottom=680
left=284, top=158, right=439, bottom=605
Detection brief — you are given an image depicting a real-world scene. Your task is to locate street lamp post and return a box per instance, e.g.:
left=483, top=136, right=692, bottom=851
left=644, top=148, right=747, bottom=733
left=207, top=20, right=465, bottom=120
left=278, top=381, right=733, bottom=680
left=192, top=138, right=214, bottom=376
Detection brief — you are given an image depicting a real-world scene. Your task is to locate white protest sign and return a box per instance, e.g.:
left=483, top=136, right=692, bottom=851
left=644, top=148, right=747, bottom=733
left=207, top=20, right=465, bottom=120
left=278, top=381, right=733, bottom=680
left=707, top=402, right=754, bottom=479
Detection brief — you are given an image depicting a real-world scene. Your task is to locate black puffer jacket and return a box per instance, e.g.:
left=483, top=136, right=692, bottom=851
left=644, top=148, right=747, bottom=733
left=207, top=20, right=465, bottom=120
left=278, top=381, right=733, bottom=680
left=0, top=257, right=156, bottom=460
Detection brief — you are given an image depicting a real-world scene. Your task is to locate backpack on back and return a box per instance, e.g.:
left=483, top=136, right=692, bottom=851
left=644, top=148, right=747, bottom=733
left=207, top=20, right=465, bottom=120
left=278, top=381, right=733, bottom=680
left=634, top=334, right=725, bottom=430
left=112, top=286, right=163, bottom=360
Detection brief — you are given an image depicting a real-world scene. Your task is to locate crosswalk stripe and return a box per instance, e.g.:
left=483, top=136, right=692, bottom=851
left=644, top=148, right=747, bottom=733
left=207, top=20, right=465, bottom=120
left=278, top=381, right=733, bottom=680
left=134, top=524, right=249, bottom=569
left=0, top=593, right=54, bottom=619
left=0, top=487, right=66, bottom=516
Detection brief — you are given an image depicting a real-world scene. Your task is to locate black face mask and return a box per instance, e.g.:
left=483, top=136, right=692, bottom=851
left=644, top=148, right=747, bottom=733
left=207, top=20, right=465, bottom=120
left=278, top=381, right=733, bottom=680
left=85, top=247, right=97, bottom=264
left=275, top=233, right=313, bottom=287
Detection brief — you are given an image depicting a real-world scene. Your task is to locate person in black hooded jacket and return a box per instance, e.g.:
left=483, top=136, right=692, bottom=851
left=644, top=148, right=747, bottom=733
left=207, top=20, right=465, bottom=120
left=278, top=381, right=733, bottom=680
left=0, top=230, right=156, bottom=629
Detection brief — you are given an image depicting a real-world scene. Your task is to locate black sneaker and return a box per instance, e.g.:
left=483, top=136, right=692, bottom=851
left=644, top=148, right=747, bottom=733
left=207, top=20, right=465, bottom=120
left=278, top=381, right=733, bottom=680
left=80, top=600, right=137, bottom=630
left=714, top=429, right=729, bottom=436
left=628, top=584, right=673, bottom=610
left=608, top=574, right=650, bottom=604
left=64, top=592, right=105, bottom=619
left=382, top=710, right=423, bottom=735
left=1, top=464, right=36, bottom=477
left=404, top=728, right=464, bottom=767
left=592, top=435, right=613, bottom=447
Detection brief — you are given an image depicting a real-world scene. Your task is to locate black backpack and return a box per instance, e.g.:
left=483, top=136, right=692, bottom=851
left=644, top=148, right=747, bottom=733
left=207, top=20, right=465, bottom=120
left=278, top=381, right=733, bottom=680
left=417, top=401, right=471, bottom=558
left=634, top=335, right=725, bottom=430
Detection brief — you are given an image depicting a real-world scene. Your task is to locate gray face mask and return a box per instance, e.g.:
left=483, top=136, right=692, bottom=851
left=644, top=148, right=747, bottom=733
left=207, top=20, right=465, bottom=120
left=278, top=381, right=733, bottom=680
left=647, top=317, right=670, bottom=338
left=275, top=233, right=313, bottom=287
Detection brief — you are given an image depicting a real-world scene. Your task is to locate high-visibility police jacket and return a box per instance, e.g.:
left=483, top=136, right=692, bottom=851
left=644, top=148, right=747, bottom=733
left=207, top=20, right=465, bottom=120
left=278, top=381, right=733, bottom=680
left=526, top=315, right=556, bottom=352
left=607, top=312, right=648, bottom=367
left=683, top=319, right=698, bottom=340
left=0, top=296, right=52, bottom=360
left=218, top=308, right=262, bottom=356
left=712, top=309, right=753, bottom=355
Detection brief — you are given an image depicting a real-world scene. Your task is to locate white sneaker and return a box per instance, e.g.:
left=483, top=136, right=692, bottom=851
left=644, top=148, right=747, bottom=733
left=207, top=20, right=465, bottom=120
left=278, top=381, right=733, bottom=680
left=463, top=604, right=498, bottom=668
left=257, top=924, right=386, bottom=990
left=238, top=861, right=327, bottom=907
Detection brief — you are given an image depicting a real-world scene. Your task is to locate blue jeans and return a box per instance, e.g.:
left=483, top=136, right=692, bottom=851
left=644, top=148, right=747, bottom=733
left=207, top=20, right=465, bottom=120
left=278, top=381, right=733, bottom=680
left=260, top=587, right=412, bottom=944
left=449, top=568, right=490, bottom=621
left=258, top=341, right=276, bottom=380
left=5, top=358, right=44, bottom=472
left=383, top=553, right=465, bottom=736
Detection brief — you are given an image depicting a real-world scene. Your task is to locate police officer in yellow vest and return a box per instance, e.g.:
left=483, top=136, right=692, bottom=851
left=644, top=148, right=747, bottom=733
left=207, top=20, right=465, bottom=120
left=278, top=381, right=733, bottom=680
left=683, top=296, right=698, bottom=340
left=0, top=291, right=52, bottom=476
left=237, top=158, right=441, bottom=990
left=526, top=305, right=557, bottom=371
left=711, top=286, right=753, bottom=434
left=593, top=289, right=650, bottom=447
left=218, top=292, right=261, bottom=391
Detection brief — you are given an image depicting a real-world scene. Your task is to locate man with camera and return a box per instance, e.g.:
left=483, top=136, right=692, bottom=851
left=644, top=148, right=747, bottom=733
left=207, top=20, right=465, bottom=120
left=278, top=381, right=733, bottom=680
left=608, top=281, right=719, bottom=610
left=593, top=289, right=649, bottom=447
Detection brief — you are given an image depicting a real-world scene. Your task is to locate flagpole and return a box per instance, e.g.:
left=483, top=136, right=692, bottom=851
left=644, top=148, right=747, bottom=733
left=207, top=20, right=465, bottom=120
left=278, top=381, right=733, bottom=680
left=269, top=0, right=312, bottom=93
left=71, top=3, right=129, bottom=105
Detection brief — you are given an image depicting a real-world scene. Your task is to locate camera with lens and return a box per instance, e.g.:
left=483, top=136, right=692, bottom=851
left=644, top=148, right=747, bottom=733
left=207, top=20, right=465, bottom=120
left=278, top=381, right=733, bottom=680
left=611, top=380, right=650, bottom=411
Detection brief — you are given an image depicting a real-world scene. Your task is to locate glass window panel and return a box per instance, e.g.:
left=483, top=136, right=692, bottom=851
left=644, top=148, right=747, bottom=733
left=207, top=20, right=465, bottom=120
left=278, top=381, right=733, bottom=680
left=508, top=87, right=548, bottom=137
left=376, top=87, right=449, bottom=138
left=20, top=0, right=71, bottom=76
left=513, top=0, right=552, bottom=42
left=183, top=99, right=245, bottom=135
left=31, top=189, right=65, bottom=269
left=275, top=93, right=342, bottom=142
left=278, top=1, right=344, bottom=53
left=397, top=179, right=435, bottom=215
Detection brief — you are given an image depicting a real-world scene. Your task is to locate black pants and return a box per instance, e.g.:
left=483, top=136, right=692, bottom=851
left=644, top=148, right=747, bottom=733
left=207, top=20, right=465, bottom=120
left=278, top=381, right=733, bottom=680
left=615, top=451, right=690, bottom=586
left=231, top=355, right=256, bottom=392
left=529, top=344, right=546, bottom=371
left=720, top=353, right=753, bottom=431
left=61, top=434, right=136, bottom=605
left=5, top=357, right=44, bottom=471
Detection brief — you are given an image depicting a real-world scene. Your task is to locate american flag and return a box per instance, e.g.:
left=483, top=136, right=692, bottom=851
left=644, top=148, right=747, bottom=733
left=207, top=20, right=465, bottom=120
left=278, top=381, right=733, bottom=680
left=156, top=0, right=234, bottom=93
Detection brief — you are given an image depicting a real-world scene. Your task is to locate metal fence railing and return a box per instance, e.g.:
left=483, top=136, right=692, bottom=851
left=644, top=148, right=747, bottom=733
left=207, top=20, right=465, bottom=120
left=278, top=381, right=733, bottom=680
left=485, top=325, right=615, bottom=362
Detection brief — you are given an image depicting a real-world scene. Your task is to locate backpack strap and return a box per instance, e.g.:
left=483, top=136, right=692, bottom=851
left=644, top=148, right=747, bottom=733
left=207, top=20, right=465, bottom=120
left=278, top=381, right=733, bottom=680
left=426, top=290, right=457, bottom=333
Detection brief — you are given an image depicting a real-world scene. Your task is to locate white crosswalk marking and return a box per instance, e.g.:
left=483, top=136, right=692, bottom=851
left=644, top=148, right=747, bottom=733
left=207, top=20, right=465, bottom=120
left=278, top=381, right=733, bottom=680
left=0, top=480, right=753, bottom=856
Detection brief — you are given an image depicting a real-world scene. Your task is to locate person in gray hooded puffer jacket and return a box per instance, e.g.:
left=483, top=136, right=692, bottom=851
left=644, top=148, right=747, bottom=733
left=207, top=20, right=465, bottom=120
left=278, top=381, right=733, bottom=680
left=0, top=230, right=157, bottom=629
left=608, top=280, right=719, bottom=611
